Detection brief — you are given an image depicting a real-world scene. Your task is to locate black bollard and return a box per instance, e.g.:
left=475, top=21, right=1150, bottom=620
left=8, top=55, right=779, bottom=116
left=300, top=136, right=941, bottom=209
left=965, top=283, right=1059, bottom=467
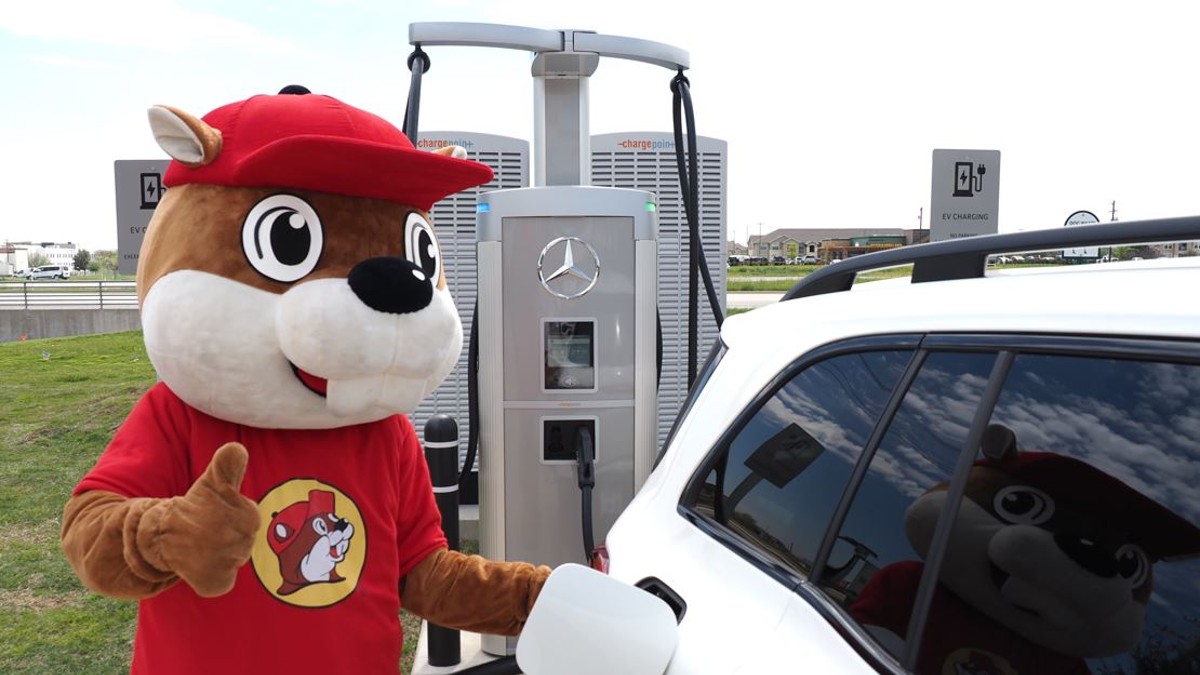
left=423, top=414, right=461, bottom=667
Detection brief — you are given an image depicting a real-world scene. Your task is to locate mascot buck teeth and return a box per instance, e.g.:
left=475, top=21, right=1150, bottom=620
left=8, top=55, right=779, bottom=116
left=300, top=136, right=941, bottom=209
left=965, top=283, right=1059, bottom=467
left=61, top=86, right=550, bottom=674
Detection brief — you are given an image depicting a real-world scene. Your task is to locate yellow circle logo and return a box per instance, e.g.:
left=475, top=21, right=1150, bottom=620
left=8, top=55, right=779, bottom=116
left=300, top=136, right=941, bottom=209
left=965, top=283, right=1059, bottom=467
left=251, top=479, right=366, bottom=608
left=941, top=647, right=1018, bottom=675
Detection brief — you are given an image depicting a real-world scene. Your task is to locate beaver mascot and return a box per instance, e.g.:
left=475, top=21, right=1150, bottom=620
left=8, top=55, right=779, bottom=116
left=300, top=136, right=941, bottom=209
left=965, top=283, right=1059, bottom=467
left=849, top=424, right=1200, bottom=675
left=61, top=87, right=550, bottom=674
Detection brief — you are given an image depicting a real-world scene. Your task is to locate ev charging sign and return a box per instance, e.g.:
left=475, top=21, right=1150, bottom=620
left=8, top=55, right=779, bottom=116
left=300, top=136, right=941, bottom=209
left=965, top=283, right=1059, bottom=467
left=114, top=159, right=170, bottom=275
left=930, top=149, right=1001, bottom=242
left=1062, top=210, right=1100, bottom=258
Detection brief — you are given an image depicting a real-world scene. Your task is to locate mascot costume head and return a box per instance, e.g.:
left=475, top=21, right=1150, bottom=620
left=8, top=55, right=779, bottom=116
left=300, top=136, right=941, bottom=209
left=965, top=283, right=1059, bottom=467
left=61, top=87, right=550, bottom=675
left=140, top=85, right=482, bottom=426
left=849, top=424, right=1200, bottom=675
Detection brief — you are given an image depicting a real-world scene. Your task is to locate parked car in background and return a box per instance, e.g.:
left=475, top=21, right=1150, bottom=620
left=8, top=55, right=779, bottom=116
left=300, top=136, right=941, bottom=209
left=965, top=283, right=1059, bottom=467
left=28, top=265, right=71, bottom=280
left=588, top=217, right=1200, bottom=674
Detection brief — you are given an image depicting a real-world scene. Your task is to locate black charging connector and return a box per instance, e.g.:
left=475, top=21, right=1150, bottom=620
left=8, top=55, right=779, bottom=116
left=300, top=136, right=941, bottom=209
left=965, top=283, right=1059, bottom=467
left=576, top=426, right=596, bottom=561
left=575, top=426, right=595, bottom=490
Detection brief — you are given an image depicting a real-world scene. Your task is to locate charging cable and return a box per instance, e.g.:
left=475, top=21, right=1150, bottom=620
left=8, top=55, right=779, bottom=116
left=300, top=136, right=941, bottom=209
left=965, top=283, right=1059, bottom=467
left=671, top=71, right=724, bottom=388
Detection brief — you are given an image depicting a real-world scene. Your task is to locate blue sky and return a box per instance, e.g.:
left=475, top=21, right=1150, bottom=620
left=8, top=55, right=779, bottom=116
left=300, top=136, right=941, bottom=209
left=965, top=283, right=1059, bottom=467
left=2, top=0, right=1199, bottom=251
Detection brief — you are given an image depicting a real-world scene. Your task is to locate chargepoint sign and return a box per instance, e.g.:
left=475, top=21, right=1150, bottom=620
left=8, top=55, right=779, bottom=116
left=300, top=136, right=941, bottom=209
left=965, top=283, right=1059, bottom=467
left=930, top=149, right=1001, bottom=242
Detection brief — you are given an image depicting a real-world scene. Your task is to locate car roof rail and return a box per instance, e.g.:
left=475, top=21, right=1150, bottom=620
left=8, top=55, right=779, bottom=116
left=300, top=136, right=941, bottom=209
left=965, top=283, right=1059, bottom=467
left=781, top=216, right=1200, bottom=301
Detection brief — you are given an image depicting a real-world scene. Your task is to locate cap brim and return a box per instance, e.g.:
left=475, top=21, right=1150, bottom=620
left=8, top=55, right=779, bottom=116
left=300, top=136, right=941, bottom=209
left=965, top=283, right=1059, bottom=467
left=1005, top=453, right=1200, bottom=560
left=231, top=135, right=493, bottom=211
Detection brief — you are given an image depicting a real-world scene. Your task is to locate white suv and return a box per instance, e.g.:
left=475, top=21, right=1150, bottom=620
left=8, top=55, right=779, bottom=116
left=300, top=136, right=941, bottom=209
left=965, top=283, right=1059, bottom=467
left=28, top=265, right=71, bottom=280
left=586, top=217, right=1200, bottom=675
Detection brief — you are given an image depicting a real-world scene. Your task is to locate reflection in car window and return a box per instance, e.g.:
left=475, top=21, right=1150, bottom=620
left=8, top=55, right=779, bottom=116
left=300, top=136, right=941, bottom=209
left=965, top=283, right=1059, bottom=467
left=687, top=350, right=912, bottom=577
left=988, top=354, right=1200, bottom=675
left=838, top=349, right=1200, bottom=675
left=834, top=351, right=998, bottom=664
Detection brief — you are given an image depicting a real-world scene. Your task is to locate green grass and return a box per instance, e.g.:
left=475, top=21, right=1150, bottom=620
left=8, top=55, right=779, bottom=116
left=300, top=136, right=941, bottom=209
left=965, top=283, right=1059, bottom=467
left=726, top=264, right=820, bottom=277
left=0, top=331, right=456, bottom=673
left=0, top=331, right=154, bottom=674
left=726, top=264, right=915, bottom=291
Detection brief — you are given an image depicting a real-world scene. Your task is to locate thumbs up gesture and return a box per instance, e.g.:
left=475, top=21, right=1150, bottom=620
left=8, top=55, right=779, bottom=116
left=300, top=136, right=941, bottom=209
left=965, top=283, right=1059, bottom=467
left=136, top=443, right=261, bottom=597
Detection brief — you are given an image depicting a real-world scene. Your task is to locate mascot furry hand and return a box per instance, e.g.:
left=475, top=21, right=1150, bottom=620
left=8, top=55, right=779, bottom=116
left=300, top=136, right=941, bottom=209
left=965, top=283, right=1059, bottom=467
left=61, top=87, right=550, bottom=674
left=849, top=425, right=1200, bottom=675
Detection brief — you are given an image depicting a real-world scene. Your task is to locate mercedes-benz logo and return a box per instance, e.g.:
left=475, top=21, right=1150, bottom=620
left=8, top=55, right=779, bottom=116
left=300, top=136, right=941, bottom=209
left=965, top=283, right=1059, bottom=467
left=537, top=236, right=600, bottom=299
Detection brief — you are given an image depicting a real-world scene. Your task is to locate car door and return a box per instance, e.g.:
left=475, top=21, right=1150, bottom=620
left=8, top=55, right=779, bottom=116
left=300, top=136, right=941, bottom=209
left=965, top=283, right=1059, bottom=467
left=664, top=342, right=921, bottom=674
left=661, top=333, right=1200, bottom=674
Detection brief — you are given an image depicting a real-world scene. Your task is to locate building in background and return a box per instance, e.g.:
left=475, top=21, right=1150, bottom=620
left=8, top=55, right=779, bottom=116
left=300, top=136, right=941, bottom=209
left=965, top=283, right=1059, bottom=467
left=748, top=228, right=928, bottom=263
left=2, top=241, right=76, bottom=274
left=1, top=244, right=29, bottom=276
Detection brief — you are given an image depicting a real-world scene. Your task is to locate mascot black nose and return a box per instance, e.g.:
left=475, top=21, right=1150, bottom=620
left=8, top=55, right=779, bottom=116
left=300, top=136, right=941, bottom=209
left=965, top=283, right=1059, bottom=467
left=348, top=257, right=434, bottom=315
left=1055, top=532, right=1119, bottom=577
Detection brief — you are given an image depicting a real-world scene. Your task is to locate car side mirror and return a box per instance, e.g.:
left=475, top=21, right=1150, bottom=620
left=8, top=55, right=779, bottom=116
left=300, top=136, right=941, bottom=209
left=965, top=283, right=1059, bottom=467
left=516, top=563, right=679, bottom=675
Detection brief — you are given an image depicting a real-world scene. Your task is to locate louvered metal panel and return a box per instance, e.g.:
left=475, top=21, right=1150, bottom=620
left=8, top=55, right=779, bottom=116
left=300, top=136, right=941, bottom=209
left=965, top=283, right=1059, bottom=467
left=413, top=133, right=529, bottom=477
left=590, top=133, right=728, bottom=449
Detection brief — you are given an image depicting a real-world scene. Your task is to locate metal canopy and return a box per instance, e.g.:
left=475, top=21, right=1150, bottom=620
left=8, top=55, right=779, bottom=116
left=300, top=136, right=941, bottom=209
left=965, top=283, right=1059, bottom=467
left=408, top=22, right=689, bottom=187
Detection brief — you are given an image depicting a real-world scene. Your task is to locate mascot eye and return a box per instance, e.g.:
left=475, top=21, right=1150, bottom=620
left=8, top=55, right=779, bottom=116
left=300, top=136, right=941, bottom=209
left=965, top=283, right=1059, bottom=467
left=404, top=212, right=441, bottom=283
left=1115, top=544, right=1150, bottom=588
left=242, top=194, right=324, bottom=282
left=993, top=485, right=1055, bottom=525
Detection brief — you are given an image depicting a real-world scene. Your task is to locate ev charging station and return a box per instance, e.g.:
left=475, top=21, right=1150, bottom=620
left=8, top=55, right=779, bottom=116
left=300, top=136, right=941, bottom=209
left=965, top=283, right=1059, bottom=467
left=476, top=186, right=658, bottom=600
left=406, top=22, right=691, bottom=661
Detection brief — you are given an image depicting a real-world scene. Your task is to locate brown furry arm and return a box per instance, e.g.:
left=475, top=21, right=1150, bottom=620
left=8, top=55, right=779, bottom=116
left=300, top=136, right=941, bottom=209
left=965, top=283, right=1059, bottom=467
left=400, top=548, right=552, bottom=636
left=61, top=490, right=179, bottom=599
left=60, top=443, right=260, bottom=599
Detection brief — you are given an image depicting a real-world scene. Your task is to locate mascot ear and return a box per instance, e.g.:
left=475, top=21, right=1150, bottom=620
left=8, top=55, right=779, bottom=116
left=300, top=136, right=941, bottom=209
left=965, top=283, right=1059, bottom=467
left=980, top=423, right=1018, bottom=463
left=147, top=105, right=223, bottom=167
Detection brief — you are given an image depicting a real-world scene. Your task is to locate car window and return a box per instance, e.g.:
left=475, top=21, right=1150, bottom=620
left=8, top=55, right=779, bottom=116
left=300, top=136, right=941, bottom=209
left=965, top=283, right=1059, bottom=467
left=832, top=347, right=1200, bottom=675
left=831, top=351, right=998, bottom=662
left=685, top=349, right=913, bottom=578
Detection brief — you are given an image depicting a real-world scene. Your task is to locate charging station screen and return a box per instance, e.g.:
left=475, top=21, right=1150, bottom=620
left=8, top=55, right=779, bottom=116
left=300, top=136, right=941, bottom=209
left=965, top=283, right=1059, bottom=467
left=544, top=320, right=595, bottom=390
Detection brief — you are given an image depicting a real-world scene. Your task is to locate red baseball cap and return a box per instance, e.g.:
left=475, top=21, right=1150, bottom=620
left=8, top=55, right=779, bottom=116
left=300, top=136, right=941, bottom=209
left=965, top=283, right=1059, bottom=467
left=162, top=91, right=494, bottom=211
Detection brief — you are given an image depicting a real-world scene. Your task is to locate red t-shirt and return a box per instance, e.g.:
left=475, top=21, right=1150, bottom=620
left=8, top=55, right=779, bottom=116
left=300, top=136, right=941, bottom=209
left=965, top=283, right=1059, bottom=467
left=849, top=561, right=1090, bottom=675
left=75, top=382, right=448, bottom=674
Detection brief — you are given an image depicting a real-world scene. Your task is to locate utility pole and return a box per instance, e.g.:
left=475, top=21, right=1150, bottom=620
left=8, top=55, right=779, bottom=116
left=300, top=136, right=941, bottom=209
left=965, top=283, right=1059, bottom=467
left=1109, top=201, right=1118, bottom=262
left=918, top=207, right=923, bottom=229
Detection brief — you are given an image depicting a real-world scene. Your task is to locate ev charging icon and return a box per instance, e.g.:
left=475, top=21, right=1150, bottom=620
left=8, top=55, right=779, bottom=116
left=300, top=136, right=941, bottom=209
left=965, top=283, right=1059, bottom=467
left=953, top=161, right=987, bottom=197
left=140, top=172, right=164, bottom=209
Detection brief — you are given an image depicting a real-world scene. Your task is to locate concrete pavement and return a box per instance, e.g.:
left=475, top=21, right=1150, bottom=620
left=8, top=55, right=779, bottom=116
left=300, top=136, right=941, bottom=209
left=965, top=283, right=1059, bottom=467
left=727, top=291, right=784, bottom=309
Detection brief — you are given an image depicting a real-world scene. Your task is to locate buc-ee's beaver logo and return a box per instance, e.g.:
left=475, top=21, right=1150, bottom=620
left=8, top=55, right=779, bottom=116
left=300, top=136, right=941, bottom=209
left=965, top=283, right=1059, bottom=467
left=251, top=479, right=366, bottom=607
